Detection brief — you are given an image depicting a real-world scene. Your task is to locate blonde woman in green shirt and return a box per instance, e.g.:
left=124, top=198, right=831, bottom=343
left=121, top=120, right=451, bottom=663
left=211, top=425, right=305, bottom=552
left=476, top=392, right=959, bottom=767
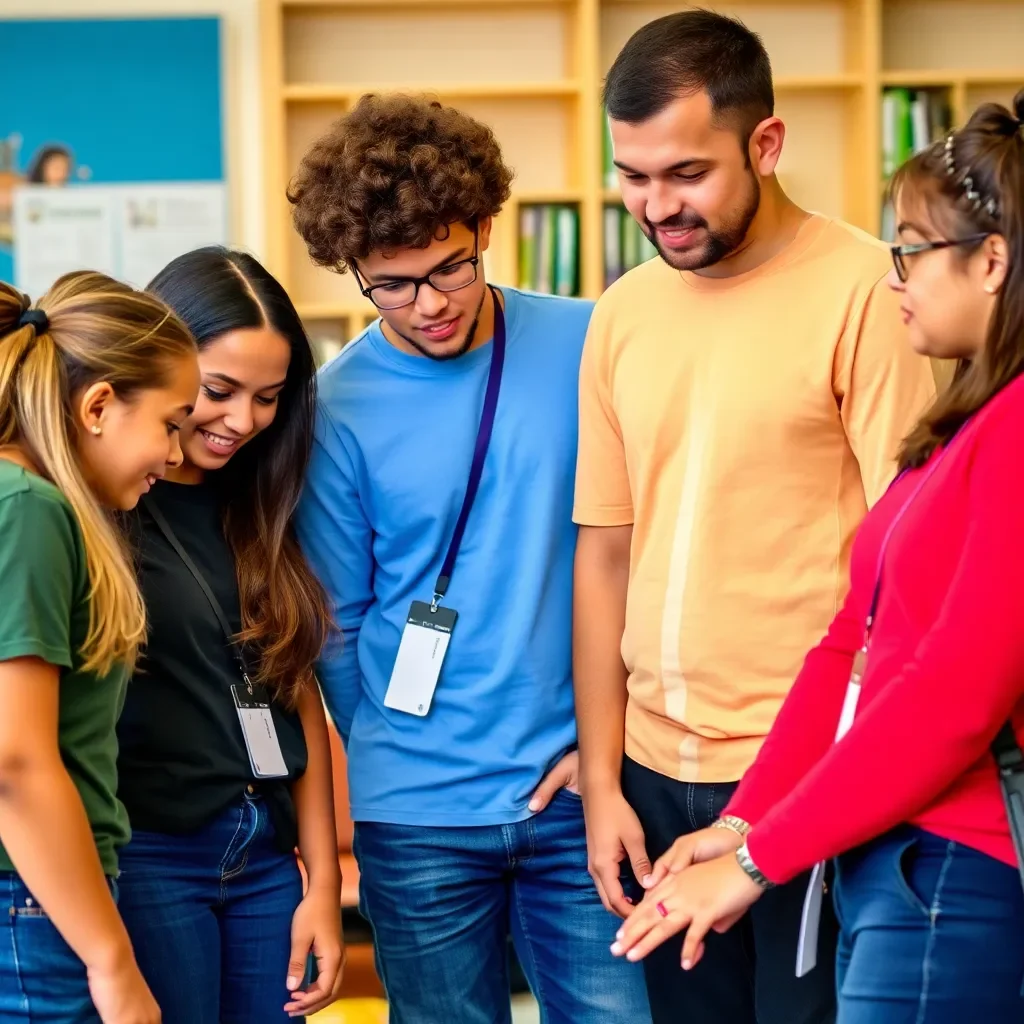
left=0, top=273, right=199, bottom=1023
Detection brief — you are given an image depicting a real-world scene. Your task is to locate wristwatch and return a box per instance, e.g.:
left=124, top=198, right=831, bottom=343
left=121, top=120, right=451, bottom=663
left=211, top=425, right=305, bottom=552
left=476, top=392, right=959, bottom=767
left=712, top=814, right=751, bottom=838
left=736, top=842, right=776, bottom=890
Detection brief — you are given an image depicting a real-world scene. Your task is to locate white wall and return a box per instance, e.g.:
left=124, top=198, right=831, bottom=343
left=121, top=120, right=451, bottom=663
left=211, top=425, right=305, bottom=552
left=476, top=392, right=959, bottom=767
left=2, top=0, right=266, bottom=258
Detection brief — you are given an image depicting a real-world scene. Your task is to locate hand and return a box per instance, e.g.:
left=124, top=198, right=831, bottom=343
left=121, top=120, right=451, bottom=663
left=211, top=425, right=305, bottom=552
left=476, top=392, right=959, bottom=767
left=644, top=825, right=745, bottom=889
left=528, top=750, right=580, bottom=812
left=610, top=853, right=763, bottom=970
left=88, top=959, right=161, bottom=1024
left=283, top=887, right=346, bottom=1018
left=581, top=784, right=652, bottom=919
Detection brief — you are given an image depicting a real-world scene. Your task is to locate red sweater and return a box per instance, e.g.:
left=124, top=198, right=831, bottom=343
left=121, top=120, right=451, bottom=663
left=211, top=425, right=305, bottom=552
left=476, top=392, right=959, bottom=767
left=726, top=373, right=1024, bottom=885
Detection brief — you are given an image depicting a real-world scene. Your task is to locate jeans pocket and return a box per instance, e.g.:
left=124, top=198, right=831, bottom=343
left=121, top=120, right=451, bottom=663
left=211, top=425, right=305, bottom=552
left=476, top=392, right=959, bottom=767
left=892, top=835, right=931, bottom=918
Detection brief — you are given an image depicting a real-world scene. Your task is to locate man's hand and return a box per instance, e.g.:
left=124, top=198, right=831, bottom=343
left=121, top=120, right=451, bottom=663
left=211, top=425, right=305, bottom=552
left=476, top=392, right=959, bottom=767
left=644, top=825, right=745, bottom=889
left=528, top=750, right=580, bottom=812
left=582, top=785, right=652, bottom=918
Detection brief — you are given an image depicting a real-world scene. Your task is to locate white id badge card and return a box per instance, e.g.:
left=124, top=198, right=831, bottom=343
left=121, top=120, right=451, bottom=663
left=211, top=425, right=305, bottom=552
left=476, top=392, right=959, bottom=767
left=383, top=600, right=458, bottom=717
left=796, top=861, right=826, bottom=976
left=796, top=677, right=863, bottom=976
left=231, top=684, right=289, bottom=778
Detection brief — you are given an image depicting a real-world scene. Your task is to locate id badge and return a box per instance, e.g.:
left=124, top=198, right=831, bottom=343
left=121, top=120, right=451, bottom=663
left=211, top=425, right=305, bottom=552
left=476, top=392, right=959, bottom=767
left=383, top=600, right=458, bottom=717
left=231, top=684, right=289, bottom=778
left=796, top=660, right=864, bottom=976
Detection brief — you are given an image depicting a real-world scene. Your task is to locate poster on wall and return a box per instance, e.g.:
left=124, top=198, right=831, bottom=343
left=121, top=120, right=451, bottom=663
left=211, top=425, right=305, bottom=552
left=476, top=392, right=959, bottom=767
left=0, top=15, right=225, bottom=296
left=13, top=183, right=227, bottom=299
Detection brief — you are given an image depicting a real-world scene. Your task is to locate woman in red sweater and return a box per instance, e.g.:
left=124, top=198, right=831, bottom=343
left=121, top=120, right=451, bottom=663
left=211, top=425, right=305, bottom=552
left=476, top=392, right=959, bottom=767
left=611, top=89, right=1024, bottom=1021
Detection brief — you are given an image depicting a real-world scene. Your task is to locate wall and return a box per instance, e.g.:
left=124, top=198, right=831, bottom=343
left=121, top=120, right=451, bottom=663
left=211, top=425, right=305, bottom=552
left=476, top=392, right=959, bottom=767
left=3, top=0, right=266, bottom=259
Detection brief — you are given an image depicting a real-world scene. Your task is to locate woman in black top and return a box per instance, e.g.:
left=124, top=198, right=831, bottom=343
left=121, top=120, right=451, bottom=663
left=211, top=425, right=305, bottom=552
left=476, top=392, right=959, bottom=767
left=115, top=247, right=343, bottom=1023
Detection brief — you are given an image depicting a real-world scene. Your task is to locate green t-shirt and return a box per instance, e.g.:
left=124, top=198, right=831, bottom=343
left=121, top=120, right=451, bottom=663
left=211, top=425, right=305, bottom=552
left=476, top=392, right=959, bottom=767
left=0, top=460, right=130, bottom=876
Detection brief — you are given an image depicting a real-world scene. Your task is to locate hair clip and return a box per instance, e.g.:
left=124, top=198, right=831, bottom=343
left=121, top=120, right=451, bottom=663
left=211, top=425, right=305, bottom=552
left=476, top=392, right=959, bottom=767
left=942, top=130, right=999, bottom=219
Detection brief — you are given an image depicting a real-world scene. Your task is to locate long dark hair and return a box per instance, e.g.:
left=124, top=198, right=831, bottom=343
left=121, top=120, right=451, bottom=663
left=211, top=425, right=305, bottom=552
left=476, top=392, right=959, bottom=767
left=147, top=246, right=333, bottom=706
left=892, top=87, right=1024, bottom=470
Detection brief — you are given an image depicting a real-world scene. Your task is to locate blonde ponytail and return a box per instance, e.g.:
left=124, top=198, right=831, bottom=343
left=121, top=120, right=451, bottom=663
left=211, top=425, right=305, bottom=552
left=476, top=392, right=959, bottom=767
left=0, top=273, right=195, bottom=675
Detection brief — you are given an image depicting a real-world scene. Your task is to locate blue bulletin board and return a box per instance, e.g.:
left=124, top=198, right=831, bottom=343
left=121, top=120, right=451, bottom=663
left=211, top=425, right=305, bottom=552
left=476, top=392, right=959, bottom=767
left=0, top=16, right=224, bottom=285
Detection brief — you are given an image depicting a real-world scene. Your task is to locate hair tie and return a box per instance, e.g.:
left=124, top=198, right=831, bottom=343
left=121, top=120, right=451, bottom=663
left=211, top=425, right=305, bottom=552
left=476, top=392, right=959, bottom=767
left=17, top=309, right=49, bottom=334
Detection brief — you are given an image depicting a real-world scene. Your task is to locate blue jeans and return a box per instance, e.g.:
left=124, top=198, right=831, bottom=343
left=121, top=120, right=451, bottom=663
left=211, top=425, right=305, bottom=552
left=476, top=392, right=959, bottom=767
left=353, top=788, right=651, bottom=1024
left=0, top=873, right=117, bottom=1022
left=834, top=824, right=1024, bottom=1022
left=117, top=792, right=304, bottom=1024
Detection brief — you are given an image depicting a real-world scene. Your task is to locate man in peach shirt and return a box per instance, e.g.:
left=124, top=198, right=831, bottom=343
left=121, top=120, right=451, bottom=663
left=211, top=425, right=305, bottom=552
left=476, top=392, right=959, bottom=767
left=573, top=11, right=937, bottom=1024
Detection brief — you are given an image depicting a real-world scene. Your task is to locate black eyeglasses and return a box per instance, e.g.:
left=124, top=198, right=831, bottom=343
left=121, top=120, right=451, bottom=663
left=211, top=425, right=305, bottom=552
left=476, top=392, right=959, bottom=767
left=353, top=230, right=480, bottom=310
left=890, top=233, right=990, bottom=282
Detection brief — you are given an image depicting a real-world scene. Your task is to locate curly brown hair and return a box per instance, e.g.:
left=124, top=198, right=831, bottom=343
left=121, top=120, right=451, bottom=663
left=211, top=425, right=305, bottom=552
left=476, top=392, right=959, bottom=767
left=288, top=93, right=515, bottom=273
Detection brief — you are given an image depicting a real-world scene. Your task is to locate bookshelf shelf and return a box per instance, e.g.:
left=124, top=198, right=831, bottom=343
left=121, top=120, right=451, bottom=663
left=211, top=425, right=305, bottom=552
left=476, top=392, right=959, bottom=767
left=283, top=81, right=581, bottom=102
left=296, top=302, right=374, bottom=319
left=282, top=0, right=569, bottom=8
left=513, top=189, right=584, bottom=204
left=261, top=0, right=1024, bottom=350
left=776, top=73, right=865, bottom=91
left=882, top=70, right=1024, bottom=87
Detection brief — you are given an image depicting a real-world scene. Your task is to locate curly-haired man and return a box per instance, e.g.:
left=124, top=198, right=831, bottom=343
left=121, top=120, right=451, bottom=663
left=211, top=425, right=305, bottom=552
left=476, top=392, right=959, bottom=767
left=290, top=94, right=652, bottom=1024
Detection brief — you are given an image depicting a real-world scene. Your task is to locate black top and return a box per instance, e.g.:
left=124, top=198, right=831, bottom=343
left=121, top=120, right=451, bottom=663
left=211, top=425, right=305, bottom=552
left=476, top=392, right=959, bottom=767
left=116, top=479, right=306, bottom=851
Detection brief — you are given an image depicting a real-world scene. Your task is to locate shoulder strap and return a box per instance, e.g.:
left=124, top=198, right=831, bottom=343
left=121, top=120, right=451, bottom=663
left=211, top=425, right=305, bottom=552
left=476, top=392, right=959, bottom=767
left=993, top=721, right=1024, bottom=772
left=140, top=494, right=253, bottom=683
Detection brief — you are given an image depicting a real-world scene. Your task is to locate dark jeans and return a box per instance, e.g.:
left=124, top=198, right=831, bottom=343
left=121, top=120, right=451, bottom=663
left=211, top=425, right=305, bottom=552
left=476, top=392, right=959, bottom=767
left=117, top=792, right=304, bottom=1024
left=834, top=824, right=1024, bottom=1022
left=353, top=788, right=652, bottom=1024
left=622, top=756, right=838, bottom=1024
left=0, top=873, right=117, bottom=1022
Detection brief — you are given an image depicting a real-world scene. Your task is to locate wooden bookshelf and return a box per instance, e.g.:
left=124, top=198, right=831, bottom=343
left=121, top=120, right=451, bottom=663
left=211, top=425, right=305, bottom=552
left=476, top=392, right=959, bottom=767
left=260, top=0, right=1024, bottom=354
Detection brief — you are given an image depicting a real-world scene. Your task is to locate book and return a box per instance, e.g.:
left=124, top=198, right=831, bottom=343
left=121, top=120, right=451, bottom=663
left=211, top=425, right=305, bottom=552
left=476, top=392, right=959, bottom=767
left=517, top=203, right=580, bottom=296
left=880, top=86, right=953, bottom=239
left=604, top=205, right=656, bottom=287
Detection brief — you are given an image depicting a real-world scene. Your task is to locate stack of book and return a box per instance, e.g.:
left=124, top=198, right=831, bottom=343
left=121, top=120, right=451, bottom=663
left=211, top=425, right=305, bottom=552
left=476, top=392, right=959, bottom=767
left=517, top=203, right=580, bottom=297
left=880, top=87, right=952, bottom=239
left=604, top=205, right=657, bottom=287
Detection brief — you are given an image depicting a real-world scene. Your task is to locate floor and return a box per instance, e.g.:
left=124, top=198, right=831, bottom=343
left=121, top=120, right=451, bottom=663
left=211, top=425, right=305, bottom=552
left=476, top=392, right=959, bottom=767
left=310, top=994, right=540, bottom=1023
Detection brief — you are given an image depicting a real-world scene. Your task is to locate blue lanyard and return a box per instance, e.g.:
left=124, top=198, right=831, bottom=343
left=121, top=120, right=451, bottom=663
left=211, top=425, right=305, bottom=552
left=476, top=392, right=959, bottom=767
left=432, top=286, right=505, bottom=611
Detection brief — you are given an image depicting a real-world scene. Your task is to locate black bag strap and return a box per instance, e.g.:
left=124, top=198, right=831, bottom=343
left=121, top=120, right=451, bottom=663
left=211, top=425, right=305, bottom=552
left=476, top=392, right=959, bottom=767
left=992, top=721, right=1024, bottom=772
left=140, top=494, right=254, bottom=687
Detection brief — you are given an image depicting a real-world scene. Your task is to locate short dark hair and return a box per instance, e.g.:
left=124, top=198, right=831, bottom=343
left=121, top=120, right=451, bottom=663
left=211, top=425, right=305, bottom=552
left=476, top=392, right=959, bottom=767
left=603, top=8, right=774, bottom=138
left=288, top=93, right=515, bottom=273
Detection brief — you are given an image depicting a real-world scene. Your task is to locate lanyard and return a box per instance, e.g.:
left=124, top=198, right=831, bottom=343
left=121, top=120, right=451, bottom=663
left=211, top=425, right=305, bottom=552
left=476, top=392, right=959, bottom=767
left=431, top=285, right=505, bottom=612
left=140, top=494, right=256, bottom=693
left=844, top=441, right=959, bottom=730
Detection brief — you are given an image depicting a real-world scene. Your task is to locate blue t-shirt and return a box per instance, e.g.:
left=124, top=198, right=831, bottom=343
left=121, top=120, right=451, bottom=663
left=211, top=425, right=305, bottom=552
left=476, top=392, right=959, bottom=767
left=296, top=287, right=594, bottom=826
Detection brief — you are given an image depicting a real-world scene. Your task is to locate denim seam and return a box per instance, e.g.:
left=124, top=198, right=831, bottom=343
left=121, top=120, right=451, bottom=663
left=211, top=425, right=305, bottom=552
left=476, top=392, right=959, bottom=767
left=914, top=841, right=955, bottom=1024
left=686, top=783, right=697, bottom=832
left=706, top=784, right=716, bottom=828
left=6, top=876, right=29, bottom=1017
left=219, top=804, right=251, bottom=894
left=511, top=879, right=547, bottom=1017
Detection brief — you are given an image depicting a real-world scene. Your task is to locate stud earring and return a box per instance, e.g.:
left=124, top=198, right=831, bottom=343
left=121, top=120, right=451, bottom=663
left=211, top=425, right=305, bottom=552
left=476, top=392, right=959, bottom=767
left=984, top=285, right=997, bottom=294
left=91, top=425, right=102, bottom=435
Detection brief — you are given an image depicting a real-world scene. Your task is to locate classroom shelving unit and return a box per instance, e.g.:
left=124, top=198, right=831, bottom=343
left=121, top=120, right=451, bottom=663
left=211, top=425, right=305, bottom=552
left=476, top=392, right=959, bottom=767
left=260, top=0, right=1024, bottom=357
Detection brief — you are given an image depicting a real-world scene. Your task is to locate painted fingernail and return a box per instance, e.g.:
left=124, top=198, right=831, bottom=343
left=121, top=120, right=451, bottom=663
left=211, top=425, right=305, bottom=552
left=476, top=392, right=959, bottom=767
left=528, top=800, right=539, bottom=811
left=616, top=928, right=624, bottom=940
left=625, top=896, right=634, bottom=905
left=610, top=942, right=623, bottom=955
left=627, top=949, right=640, bottom=961
left=682, top=959, right=692, bottom=970
left=642, top=874, right=652, bottom=886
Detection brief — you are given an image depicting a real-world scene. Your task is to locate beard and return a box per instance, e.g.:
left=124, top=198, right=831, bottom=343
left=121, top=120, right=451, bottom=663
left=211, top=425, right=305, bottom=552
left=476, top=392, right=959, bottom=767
left=392, top=288, right=488, bottom=362
left=647, top=172, right=761, bottom=272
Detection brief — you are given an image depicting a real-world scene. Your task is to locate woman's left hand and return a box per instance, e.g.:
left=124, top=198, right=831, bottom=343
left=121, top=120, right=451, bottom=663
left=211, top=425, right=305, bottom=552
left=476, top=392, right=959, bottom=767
left=283, top=886, right=346, bottom=1018
left=610, top=853, right=764, bottom=970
